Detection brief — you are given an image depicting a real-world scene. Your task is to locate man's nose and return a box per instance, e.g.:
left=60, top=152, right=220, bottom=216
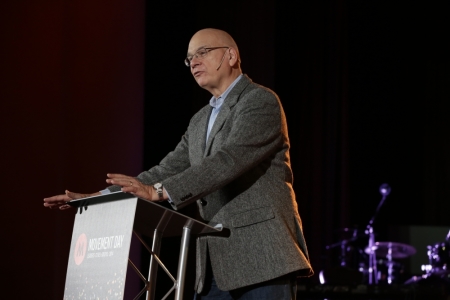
left=190, top=57, right=201, bottom=69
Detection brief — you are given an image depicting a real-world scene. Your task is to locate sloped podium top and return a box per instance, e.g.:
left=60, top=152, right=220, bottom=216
left=68, top=191, right=223, bottom=238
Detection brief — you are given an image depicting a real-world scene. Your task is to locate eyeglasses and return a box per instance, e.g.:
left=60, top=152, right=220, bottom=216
left=184, top=47, right=229, bottom=67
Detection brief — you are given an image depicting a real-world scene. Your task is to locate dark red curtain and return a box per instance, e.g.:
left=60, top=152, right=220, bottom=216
left=0, top=1, right=145, bottom=299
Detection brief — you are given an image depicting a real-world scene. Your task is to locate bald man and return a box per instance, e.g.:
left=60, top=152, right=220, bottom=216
left=45, top=28, right=313, bottom=299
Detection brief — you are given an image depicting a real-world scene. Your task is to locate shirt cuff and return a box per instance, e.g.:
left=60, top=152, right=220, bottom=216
left=164, top=187, right=174, bottom=205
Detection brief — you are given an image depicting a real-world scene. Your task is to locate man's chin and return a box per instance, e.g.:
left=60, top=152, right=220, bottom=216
left=195, top=78, right=208, bottom=88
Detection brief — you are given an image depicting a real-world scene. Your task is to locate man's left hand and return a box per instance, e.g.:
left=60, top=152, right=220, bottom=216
left=106, top=173, right=163, bottom=201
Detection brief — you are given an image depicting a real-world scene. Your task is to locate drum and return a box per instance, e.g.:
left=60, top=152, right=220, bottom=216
left=428, top=242, right=450, bottom=275
left=362, top=241, right=416, bottom=284
left=358, top=257, right=404, bottom=285
left=375, top=258, right=404, bottom=284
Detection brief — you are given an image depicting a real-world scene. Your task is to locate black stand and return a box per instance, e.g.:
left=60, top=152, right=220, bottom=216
left=365, top=184, right=391, bottom=285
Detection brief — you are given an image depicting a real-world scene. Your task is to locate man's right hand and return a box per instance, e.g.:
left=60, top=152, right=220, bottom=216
left=43, top=190, right=101, bottom=210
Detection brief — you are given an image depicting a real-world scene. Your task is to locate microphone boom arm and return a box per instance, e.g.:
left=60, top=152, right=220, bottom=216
left=365, top=183, right=391, bottom=285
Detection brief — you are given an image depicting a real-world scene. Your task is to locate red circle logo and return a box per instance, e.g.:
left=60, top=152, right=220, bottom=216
left=74, top=233, right=87, bottom=265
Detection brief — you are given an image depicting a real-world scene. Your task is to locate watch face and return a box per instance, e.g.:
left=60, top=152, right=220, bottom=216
left=154, top=183, right=162, bottom=189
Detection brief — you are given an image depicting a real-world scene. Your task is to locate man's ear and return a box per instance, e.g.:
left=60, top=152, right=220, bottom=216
left=228, top=48, right=239, bottom=67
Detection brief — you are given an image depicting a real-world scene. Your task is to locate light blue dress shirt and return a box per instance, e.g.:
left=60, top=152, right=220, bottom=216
left=206, top=74, right=243, bottom=142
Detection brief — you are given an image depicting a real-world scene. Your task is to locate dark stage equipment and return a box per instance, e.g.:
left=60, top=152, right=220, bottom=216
left=311, top=184, right=450, bottom=299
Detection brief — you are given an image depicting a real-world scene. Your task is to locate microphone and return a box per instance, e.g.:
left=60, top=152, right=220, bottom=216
left=216, top=48, right=230, bottom=70
left=379, top=183, right=391, bottom=196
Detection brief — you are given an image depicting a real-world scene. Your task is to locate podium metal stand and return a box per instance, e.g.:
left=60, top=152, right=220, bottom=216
left=64, top=191, right=222, bottom=300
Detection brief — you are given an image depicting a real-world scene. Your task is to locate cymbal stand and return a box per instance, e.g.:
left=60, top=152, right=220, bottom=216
left=386, top=243, right=394, bottom=284
left=340, top=240, right=348, bottom=267
left=365, top=183, right=391, bottom=285
left=325, top=235, right=359, bottom=267
left=366, top=224, right=378, bottom=284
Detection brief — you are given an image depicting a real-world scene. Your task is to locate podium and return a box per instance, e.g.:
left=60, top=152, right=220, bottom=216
left=64, top=191, right=222, bottom=300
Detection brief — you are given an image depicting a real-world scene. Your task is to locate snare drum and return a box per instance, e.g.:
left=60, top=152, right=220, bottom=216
left=376, top=258, right=404, bottom=284
left=359, top=258, right=404, bottom=284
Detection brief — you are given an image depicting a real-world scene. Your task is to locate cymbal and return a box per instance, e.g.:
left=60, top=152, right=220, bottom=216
left=365, top=241, right=416, bottom=259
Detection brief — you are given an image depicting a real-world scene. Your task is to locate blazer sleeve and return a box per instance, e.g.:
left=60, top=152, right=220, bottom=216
left=162, top=86, right=286, bottom=209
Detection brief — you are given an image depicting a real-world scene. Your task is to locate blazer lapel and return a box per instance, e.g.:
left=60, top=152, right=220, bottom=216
left=192, top=107, right=212, bottom=160
left=204, top=75, right=252, bottom=157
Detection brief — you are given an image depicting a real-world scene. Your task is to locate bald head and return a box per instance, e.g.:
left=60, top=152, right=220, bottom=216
left=191, top=28, right=239, bottom=53
left=188, top=28, right=241, bottom=67
left=187, top=28, right=242, bottom=97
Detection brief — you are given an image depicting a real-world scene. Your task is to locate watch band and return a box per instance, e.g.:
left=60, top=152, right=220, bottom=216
left=153, top=183, right=164, bottom=201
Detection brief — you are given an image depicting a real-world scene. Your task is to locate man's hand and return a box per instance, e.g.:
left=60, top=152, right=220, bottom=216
left=43, top=191, right=101, bottom=210
left=106, top=173, right=166, bottom=201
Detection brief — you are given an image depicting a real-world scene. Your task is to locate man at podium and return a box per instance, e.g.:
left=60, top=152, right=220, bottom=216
left=45, top=28, right=313, bottom=300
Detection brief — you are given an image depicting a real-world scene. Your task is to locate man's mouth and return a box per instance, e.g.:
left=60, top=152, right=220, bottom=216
left=193, top=70, right=203, bottom=77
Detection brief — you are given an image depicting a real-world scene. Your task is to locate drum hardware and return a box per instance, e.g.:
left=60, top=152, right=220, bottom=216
left=320, top=183, right=397, bottom=285
left=320, top=228, right=368, bottom=285
left=321, top=183, right=423, bottom=286
left=364, top=241, right=416, bottom=259
left=364, top=241, right=416, bottom=284
left=325, top=228, right=364, bottom=267
left=405, top=229, right=450, bottom=285
left=421, top=230, right=450, bottom=277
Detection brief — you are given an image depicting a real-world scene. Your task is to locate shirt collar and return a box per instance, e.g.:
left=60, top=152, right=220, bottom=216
left=209, top=74, right=243, bottom=108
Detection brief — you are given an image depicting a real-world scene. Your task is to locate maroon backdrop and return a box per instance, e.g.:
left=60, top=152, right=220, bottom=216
left=0, top=1, right=145, bottom=299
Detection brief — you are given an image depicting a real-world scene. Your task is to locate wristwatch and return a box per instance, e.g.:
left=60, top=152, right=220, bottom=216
left=153, top=183, right=164, bottom=201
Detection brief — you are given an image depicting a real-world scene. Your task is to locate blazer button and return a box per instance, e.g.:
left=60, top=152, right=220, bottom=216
left=200, top=199, right=207, bottom=206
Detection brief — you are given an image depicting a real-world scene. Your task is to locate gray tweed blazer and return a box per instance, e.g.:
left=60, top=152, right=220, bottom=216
left=110, top=74, right=313, bottom=292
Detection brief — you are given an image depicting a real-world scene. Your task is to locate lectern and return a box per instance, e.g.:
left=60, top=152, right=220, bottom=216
left=64, top=191, right=222, bottom=300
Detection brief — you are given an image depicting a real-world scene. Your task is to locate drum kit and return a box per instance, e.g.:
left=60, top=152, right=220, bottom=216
left=319, top=184, right=450, bottom=286
left=320, top=227, right=417, bottom=285
left=321, top=229, right=450, bottom=286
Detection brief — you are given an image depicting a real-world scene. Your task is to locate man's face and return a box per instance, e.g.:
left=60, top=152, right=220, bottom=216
left=187, top=32, right=228, bottom=92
